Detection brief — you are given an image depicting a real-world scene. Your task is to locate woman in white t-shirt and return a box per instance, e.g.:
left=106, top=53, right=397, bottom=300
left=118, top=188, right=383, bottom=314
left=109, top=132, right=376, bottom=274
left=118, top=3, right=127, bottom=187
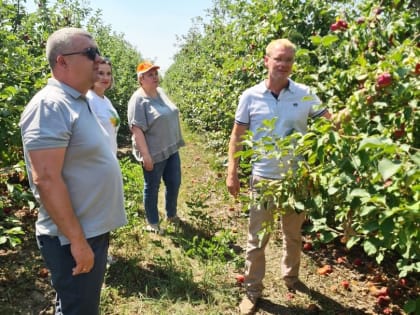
left=87, top=58, right=120, bottom=155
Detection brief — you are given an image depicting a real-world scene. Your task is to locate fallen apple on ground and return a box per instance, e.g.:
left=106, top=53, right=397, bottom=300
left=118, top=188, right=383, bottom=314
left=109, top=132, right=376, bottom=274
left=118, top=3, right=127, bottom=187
left=341, top=280, right=350, bottom=290
left=235, top=274, right=245, bottom=283
left=303, top=242, right=312, bottom=251
left=317, top=264, right=333, bottom=275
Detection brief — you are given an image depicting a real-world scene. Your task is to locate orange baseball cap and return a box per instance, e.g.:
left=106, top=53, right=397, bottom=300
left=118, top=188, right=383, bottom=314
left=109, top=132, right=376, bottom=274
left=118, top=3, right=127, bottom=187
left=137, top=61, right=160, bottom=76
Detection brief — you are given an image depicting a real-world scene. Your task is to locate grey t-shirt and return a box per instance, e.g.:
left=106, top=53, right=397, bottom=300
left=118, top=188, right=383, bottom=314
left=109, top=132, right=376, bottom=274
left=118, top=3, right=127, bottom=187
left=127, top=87, right=185, bottom=163
left=19, top=78, right=127, bottom=245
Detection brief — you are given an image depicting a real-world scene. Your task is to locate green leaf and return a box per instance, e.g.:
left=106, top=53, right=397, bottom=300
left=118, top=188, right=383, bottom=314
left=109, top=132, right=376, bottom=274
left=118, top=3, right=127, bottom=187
left=350, top=188, right=370, bottom=198
left=398, top=261, right=420, bottom=278
left=357, top=137, right=396, bottom=152
left=379, top=217, right=394, bottom=236
left=346, top=236, right=360, bottom=249
left=378, top=158, right=402, bottom=181
left=319, top=230, right=337, bottom=243
left=356, top=54, right=367, bottom=67
left=321, top=35, right=339, bottom=47
left=327, top=186, right=339, bottom=195
left=403, top=299, right=417, bottom=314
left=411, top=152, right=420, bottom=166
left=5, top=227, right=25, bottom=235
left=295, top=201, right=305, bottom=210
left=359, top=205, right=376, bottom=217
left=376, top=251, right=384, bottom=264
left=368, top=195, right=387, bottom=206
left=362, top=220, right=379, bottom=233
left=363, top=239, right=378, bottom=256
left=0, top=236, right=7, bottom=245
left=296, top=48, right=310, bottom=57
left=355, top=74, right=368, bottom=81
left=28, top=201, right=36, bottom=210
left=310, top=35, right=322, bottom=45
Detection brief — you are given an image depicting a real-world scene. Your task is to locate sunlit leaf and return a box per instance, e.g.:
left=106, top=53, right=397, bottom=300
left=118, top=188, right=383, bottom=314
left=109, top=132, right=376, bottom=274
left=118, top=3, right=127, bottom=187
left=378, top=158, right=402, bottom=181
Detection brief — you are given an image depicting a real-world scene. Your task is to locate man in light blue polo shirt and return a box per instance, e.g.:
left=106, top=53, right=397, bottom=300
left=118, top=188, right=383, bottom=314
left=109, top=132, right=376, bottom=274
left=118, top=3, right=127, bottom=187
left=226, top=38, right=332, bottom=314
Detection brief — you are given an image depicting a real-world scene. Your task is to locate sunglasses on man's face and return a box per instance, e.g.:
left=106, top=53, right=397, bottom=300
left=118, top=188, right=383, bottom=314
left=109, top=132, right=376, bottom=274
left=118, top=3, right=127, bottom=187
left=62, top=47, right=101, bottom=61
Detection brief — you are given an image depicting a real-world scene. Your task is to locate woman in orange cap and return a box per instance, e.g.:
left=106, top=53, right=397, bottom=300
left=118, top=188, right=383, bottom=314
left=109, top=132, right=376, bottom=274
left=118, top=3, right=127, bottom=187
left=127, top=61, right=185, bottom=233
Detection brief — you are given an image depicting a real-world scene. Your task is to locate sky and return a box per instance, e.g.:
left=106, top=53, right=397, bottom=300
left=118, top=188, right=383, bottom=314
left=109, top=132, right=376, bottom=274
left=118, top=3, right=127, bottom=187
left=26, top=0, right=214, bottom=73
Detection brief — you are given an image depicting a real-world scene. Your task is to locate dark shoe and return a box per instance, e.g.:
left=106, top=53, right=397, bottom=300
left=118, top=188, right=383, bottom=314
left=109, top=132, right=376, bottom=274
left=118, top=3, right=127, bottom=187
left=286, top=279, right=310, bottom=295
left=167, top=215, right=181, bottom=224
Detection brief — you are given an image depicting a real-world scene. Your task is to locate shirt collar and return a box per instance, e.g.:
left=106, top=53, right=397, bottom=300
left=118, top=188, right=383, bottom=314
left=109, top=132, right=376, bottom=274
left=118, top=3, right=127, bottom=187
left=47, top=78, right=84, bottom=100
left=259, top=78, right=297, bottom=95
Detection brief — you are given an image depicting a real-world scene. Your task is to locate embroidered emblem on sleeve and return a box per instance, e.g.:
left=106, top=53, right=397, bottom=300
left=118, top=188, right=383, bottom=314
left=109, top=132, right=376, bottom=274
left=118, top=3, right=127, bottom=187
left=301, top=95, right=315, bottom=101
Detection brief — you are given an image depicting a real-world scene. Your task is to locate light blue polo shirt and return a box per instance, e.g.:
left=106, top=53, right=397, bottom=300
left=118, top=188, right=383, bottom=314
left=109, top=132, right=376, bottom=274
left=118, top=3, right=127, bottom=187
left=235, top=79, right=326, bottom=179
left=19, top=78, right=127, bottom=245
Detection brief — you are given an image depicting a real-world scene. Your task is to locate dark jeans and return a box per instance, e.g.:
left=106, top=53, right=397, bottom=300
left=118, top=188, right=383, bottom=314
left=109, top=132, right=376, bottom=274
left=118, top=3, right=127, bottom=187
left=142, top=151, right=181, bottom=224
left=36, top=233, right=109, bottom=315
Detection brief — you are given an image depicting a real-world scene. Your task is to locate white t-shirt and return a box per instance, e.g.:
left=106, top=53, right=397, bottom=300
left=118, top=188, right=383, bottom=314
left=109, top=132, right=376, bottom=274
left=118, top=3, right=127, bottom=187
left=86, top=90, right=120, bottom=155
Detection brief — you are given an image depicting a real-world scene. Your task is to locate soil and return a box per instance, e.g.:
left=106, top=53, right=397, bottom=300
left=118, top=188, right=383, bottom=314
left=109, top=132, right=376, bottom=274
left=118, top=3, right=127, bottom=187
left=223, top=202, right=418, bottom=315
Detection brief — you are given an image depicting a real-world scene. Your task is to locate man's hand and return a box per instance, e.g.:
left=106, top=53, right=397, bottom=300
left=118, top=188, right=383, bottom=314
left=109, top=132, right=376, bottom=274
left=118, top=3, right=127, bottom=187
left=226, top=124, right=247, bottom=198
left=71, top=239, right=94, bottom=275
left=226, top=173, right=241, bottom=198
left=333, top=108, right=351, bottom=129
left=142, top=154, right=154, bottom=171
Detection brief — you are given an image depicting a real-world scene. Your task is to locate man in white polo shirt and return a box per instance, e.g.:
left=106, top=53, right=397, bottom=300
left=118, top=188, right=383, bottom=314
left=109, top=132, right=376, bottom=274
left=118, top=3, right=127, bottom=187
left=226, top=38, right=332, bottom=314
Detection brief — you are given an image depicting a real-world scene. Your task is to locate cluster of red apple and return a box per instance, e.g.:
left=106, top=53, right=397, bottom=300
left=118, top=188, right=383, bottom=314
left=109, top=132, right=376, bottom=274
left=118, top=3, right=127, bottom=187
left=330, top=19, right=348, bottom=32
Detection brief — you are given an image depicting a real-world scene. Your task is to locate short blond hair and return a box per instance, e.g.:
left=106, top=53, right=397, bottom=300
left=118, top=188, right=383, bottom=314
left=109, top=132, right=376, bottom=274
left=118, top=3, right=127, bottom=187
left=265, top=39, right=296, bottom=56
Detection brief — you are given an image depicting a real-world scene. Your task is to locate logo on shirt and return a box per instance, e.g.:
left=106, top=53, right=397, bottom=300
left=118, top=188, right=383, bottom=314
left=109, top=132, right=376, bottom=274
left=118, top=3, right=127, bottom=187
left=301, top=95, right=315, bottom=101
left=109, top=110, right=120, bottom=128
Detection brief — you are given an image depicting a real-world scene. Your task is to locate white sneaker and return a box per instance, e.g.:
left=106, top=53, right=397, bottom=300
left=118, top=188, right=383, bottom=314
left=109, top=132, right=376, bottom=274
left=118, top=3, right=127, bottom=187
left=144, top=223, right=162, bottom=234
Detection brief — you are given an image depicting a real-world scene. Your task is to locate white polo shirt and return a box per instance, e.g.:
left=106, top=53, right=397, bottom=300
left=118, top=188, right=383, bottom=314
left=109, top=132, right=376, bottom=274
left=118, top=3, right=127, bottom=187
left=235, top=79, right=326, bottom=179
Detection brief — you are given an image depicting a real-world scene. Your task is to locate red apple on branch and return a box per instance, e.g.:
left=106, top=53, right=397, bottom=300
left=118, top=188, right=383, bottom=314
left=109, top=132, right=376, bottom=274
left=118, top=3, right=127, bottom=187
left=398, top=278, right=407, bottom=287
left=330, top=22, right=339, bottom=31
left=376, top=72, right=392, bottom=88
left=330, top=19, right=348, bottom=32
left=356, top=17, right=365, bottom=24
left=337, top=20, right=348, bottom=29
left=373, top=7, right=383, bottom=15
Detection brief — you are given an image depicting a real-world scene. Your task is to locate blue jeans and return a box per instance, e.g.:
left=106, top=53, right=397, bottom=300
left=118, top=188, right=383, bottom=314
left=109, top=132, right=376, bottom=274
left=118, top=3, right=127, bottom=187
left=142, top=151, right=181, bottom=224
left=36, top=233, right=109, bottom=315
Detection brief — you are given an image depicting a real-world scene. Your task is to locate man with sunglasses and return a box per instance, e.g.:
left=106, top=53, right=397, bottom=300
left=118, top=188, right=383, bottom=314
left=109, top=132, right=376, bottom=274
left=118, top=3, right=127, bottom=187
left=19, top=27, right=126, bottom=315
